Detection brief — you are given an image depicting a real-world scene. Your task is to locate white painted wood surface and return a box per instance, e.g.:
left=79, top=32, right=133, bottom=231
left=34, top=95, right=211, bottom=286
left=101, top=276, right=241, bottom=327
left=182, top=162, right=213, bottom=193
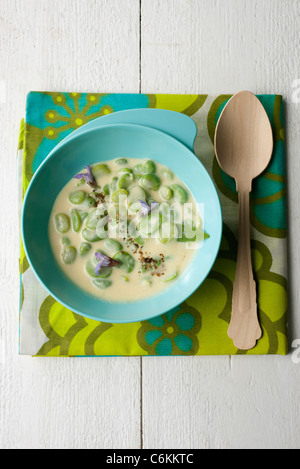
left=1, top=0, right=300, bottom=449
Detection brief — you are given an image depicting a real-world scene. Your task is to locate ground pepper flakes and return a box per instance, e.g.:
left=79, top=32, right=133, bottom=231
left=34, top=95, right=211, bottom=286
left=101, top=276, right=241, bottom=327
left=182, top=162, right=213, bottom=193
left=137, top=249, right=165, bottom=276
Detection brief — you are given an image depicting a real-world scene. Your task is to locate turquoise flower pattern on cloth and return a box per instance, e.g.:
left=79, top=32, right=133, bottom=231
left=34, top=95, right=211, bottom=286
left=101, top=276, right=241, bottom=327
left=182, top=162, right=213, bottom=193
left=137, top=303, right=202, bottom=355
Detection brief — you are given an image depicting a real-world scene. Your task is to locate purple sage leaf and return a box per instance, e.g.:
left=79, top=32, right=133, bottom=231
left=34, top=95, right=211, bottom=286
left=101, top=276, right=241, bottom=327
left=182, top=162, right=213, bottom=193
left=150, top=201, right=159, bottom=211
left=74, top=165, right=97, bottom=189
left=138, top=200, right=159, bottom=217
left=94, top=251, right=120, bottom=275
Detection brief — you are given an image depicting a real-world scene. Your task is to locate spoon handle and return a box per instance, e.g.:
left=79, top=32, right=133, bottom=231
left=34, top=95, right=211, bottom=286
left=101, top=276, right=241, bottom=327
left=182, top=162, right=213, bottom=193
left=228, top=189, right=262, bottom=350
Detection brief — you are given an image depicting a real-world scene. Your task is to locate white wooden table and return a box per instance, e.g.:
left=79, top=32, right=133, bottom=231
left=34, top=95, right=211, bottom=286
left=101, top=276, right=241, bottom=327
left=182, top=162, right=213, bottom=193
left=1, top=0, right=300, bottom=449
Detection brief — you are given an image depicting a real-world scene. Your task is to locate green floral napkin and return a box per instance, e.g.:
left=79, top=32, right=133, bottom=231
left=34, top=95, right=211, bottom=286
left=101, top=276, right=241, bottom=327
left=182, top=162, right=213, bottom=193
left=18, top=92, right=288, bottom=356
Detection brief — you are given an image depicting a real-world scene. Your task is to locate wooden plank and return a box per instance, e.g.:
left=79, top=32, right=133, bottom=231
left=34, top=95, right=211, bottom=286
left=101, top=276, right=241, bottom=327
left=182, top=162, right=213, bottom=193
left=0, top=0, right=141, bottom=449
left=141, top=0, right=300, bottom=94
left=141, top=0, right=300, bottom=449
left=142, top=356, right=300, bottom=449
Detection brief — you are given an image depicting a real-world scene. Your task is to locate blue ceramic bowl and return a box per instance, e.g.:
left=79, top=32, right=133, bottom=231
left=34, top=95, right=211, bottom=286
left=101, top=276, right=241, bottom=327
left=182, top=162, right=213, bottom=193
left=22, top=124, right=222, bottom=323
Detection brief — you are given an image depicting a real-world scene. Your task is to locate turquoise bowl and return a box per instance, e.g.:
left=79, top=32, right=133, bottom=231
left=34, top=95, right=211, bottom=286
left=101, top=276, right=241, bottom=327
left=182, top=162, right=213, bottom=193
left=22, top=124, right=222, bottom=323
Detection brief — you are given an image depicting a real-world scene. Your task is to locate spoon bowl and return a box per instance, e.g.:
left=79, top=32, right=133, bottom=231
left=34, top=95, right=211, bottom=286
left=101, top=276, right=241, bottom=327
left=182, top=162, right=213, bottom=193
left=215, top=91, right=273, bottom=192
left=214, top=91, right=273, bottom=350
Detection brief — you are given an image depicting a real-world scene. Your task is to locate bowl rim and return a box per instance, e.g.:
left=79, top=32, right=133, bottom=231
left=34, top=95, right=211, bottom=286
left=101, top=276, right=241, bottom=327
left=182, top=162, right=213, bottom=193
left=21, top=123, right=223, bottom=323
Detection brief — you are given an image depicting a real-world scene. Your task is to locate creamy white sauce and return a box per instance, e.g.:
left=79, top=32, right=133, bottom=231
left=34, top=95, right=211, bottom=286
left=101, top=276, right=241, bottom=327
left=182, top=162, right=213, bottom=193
left=49, top=158, right=202, bottom=303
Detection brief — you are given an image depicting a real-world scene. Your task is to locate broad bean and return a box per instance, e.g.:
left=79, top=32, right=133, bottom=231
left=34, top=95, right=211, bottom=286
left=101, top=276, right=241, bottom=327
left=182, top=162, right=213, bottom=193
left=61, top=236, right=70, bottom=246
left=86, top=250, right=113, bottom=278
left=104, top=238, right=123, bottom=253
left=118, top=168, right=132, bottom=174
left=71, top=209, right=82, bottom=232
left=141, top=160, right=156, bottom=174
left=55, top=213, right=70, bottom=233
left=80, top=212, right=89, bottom=222
left=169, top=184, right=188, bottom=204
left=68, top=190, right=86, bottom=205
left=86, top=261, right=112, bottom=278
left=92, top=279, right=112, bottom=289
left=86, top=208, right=101, bottom=230
left=159, top=186, right=173, bottom=201
left=82, top=228, right=101, bottom=242
left=111, top=188, right=128, bottom=204
left=92, top=163, right=111, bottom=177
left=115, top=158, right=128, bottom=165
left=103, top=184, right=110, bottom=196
left=79, top=242, right=91, bottom=257
left=61, top=246, right=76, bottom=264
left=140, top=174, right=161, bottom=191
left=118, top=172, right=134, bottom=190
left=113, top=251, right=135, bottom=273
left=83, top=195, right=97, bottom=208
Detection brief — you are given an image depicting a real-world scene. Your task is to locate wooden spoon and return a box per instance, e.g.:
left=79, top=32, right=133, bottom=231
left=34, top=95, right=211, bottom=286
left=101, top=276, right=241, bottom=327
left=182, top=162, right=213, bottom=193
left=214, top=91, right=273, bottom=350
